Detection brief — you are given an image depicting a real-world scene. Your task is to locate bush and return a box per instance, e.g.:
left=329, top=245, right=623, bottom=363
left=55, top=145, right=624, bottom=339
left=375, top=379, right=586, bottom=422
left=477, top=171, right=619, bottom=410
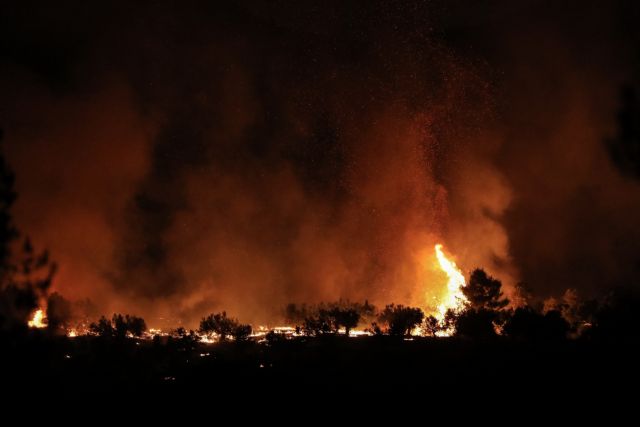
left=378, top=304, right=424, bottom=336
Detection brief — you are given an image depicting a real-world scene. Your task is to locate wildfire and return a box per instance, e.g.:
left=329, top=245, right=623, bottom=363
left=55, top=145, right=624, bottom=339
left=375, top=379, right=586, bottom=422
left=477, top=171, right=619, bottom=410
left=433, top=243, right=467, bottom=321
left=28, top=309, right=47, bottom=328
left=36, top=244, right=469, bottom=339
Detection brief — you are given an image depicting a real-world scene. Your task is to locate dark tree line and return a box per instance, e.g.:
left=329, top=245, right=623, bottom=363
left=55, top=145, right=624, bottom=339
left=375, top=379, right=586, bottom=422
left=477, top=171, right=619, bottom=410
left=78, top=267, right=640, bottom=345
left=1, top=125, right=639, bottom=345
left=432, top=267, right=640, bottom=343
left=608, top=85, right=640, bottom=177
left=199, top=311, right=252, bottom=341
left=422, top=267, right=573, bottom=341
left=375, top=304, right=424, bottom=336
left=453, top=268, right=511, bottom=339
left=285, top=300, right=376, bottom=336
left=281, top=267, right=640, bottom=343
left=89, top=313, right=147, bottom=338
left=0, top=129, right=57, bottom=332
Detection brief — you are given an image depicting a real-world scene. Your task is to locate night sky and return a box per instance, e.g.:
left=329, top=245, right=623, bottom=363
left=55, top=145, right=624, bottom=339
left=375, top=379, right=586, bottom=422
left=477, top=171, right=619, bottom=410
left=2, top=0, right=640, bottom=325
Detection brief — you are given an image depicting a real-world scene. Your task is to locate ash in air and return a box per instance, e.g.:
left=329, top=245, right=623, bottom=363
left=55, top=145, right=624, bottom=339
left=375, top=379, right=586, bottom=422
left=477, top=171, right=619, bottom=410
left=2, top=2, right=640, bottom=400
left=2, top=1, right=640, bottom=332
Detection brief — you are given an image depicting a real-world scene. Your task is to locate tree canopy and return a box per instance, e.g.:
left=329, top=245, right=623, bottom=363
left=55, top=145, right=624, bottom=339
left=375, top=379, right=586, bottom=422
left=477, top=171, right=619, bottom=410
left=378, top=304, right=424, bottom=337
left=199, top=311, right=251, bottom=341
left=0, top=130, right=56, bottom=331
left=463, top=268, right=509, bottom=311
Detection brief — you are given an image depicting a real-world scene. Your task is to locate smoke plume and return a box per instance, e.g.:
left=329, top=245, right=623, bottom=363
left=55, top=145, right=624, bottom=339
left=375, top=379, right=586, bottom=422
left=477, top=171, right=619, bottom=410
left=2, top=1, right=640, bottom=326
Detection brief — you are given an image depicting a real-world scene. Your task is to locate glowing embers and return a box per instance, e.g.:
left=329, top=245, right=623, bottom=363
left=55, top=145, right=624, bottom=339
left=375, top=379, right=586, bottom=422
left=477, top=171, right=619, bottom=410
left=28, top=309, right=47, bottom=328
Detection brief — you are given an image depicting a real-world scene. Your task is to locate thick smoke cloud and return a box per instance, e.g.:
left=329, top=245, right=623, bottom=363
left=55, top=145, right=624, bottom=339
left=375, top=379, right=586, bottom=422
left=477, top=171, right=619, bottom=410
left=1, top=1, right=640, bottom=326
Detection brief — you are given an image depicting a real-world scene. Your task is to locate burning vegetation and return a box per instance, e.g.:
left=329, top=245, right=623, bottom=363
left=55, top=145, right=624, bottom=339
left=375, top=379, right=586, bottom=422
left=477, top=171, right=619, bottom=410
left=20, top=243, right=496, bottom=340
left=27, top=309, right=46, bottom=329
left=1, top=119, right=636, bottom=350
left=2, top=122, right=639, bottom=400
left=15, top=241, right=610, bottom=344
left=2, top=2, right=640, bottom=399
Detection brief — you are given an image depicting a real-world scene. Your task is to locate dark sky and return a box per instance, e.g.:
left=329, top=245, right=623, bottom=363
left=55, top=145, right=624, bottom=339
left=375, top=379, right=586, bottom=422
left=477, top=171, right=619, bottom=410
left=2, top=0, right=640, bottom=324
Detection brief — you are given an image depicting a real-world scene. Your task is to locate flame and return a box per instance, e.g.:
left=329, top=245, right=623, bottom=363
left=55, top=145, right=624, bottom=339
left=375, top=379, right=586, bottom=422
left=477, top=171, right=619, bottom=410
left=53, top=246, right=470, bottom=339
left=434, top=243, right=467, bottom=321
left=28, top=309, right=47, bottom=328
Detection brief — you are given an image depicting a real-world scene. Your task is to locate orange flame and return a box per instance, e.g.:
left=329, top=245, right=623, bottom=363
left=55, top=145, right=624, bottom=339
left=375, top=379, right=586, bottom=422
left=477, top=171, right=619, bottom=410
left=434, top=243, right=467, bottom=321
left=28, top=309, right=47, bottom=328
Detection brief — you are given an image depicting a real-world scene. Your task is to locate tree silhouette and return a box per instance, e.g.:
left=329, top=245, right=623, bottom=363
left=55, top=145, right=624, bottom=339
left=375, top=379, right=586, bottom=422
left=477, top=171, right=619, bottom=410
left=355, top=299, right=377, bottom=324
left=455, top=308, right=498, bottom=338
left=378, top=304, right=424, bottom=337
left=0, top=129, right=17, bottom=279
left=112, top=314, right=129, bottom=338
left=541, top=310, right=570, bottom=341
left=329, top=306, right=360, bottom=336
left=89, top=316, right=115, bottom=337
left=543, top=289, right=598, bottom=336
left=231, top=323, right=252, bottom=341
left=607, top=85, right=640, bottom=177
left=89, top=313, right=146, bottom=338
left=448, top=268, right=510, bottom=338
left=170, top=326, right=201, bottom=349
left=302, top=308, right=334, bottom=336
left=463, top=269, right=509, bottom=310
left=284, top=303, right=308, bottom=325
left=293, top=301, right=370, bottom=336
left=423, top=315, right=442, bottom=337
left=46, top=292, right=72, bottom=334
left=503, top=307, right=569, bottom=341
left=590, top=288, right=640, bottom=341
left=122, top=314, right=146, bottom=337
left=443, top=309, right=458, bottom=332
left=199, top=311, right=242, bottom=341
left=265, top=329, right=287, bottom=344
left=0, top=129, right=57, bottom=331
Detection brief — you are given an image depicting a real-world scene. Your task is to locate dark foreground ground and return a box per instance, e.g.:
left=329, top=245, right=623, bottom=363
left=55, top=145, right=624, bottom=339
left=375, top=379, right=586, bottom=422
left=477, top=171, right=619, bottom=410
left=3, top=333, right=638, bottom=406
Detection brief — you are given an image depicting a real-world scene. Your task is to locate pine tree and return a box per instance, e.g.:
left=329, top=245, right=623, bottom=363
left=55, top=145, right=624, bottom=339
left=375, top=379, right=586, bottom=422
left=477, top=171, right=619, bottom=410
left=0, top=129, right=56, bottom=330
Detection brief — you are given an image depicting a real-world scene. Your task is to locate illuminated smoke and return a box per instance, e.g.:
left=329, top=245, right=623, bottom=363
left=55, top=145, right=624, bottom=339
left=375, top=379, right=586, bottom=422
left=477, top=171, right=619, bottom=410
left=3, top=2, right=640, bottom=327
